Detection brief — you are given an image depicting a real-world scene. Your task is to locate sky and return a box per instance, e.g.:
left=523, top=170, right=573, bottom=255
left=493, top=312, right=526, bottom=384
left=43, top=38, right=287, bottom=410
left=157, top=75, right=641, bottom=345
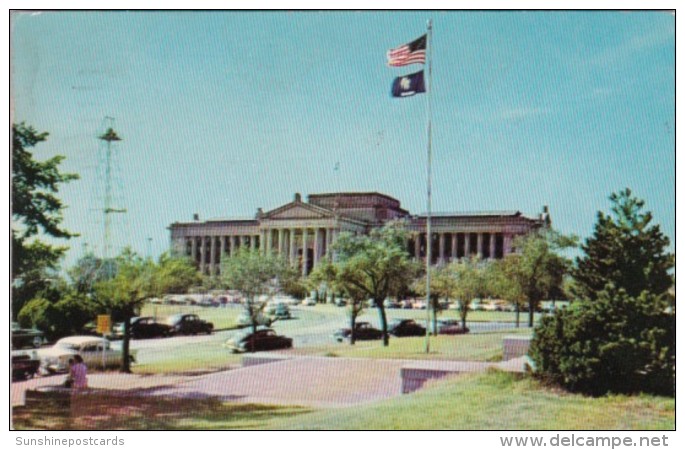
left=10, top=10, right=675, bottom=267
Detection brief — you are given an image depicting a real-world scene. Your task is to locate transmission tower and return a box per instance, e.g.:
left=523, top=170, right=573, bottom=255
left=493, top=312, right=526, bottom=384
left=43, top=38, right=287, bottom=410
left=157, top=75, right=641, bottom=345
left=97, top=117, right=126, bottom=263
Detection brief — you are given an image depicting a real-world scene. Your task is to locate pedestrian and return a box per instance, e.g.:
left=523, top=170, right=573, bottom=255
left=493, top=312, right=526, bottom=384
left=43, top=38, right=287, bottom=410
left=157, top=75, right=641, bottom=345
left=71, top=355, right=88, bottom=390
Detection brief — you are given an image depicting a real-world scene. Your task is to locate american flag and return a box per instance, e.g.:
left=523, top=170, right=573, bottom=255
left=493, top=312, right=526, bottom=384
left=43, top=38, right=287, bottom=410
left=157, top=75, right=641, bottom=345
left=387, top=34, right=426, bottom=67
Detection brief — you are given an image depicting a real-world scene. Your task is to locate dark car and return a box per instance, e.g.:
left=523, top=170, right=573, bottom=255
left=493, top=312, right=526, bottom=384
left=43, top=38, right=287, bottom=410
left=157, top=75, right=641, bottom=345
left=126, top=316, right=173, bottom=339
left=437, top=319, right=470, bottom=335
left=11, top=322, right=46, bottom=349
left=166, top=314, right=213, bottom=335
left=12, top=351, right=41, bottom=380
left=334, top=322, right=384, bottom=342
left=388, top=319, right=426, bottom=337
left=224, top=327, right=293, bottom=353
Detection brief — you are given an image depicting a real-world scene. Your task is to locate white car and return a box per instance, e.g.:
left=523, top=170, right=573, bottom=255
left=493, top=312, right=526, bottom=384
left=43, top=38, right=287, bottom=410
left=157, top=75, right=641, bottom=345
left=301, top=297, right=317, bottom=306
left=37, top=336, right=135, bottom=373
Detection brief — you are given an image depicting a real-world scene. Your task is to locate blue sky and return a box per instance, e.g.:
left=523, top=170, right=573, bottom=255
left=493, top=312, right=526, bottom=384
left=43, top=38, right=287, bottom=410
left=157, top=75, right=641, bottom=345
left=11, top=11, right=675, bottom=266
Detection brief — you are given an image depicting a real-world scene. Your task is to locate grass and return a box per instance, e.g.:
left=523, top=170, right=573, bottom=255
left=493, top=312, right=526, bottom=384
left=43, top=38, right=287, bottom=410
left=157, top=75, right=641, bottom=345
left=132, top=339, right=242, bottom=375
left=268, top=371, right=675, bottom=430
left=13, top=371, right=674, bottom=430
left=297, top=329, right=533, bottom=362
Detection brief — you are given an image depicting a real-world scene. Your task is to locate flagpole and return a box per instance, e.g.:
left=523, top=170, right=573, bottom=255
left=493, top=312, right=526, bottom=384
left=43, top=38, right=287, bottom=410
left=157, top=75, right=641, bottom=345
left=424, top=18, right=433, bottom=354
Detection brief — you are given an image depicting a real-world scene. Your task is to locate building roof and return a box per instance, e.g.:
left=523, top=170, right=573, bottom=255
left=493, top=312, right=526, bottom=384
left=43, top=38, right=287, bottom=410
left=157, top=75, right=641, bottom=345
left=418, top=211, right=523, bottom=218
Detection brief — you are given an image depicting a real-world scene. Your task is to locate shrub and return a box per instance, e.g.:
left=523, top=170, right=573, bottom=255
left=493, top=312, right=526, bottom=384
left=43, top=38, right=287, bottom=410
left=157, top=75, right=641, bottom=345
left=530, top=288, right=674, bottom=397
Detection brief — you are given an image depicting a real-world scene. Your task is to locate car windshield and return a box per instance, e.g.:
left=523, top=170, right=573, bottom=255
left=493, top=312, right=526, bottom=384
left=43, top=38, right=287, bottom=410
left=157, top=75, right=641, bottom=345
left=165, top=315, right=182, bottom=325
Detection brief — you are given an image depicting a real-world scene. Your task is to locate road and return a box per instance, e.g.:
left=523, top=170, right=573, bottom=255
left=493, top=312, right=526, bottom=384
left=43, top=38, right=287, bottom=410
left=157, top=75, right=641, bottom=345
left=122, top=305, right=519, bottom=365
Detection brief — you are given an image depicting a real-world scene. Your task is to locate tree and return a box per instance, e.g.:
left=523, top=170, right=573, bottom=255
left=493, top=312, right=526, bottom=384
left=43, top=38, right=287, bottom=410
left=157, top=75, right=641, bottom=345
left=12, top=123, right=79, bottom=316
left=412, top=265, right=453, bottom=335
left=153, top=253, right=201, bottom=295
left=530, top=287, right=674, bottom=397
left=530, top=190, right=674, bottom=396
left=329, top=224, right=418, bottom=346
left=506, top=230, right=574, bottom=327
left=488, top=257, right=527, bottom=328
left=572, top=188, right=674, bottom=301
left=94, top=249, right=154, bottom=372
left=309, top=259, right=367, bottom=345
left=220, top=247, right=285, bottom=344
left=449, top=257, right=489, bottom=331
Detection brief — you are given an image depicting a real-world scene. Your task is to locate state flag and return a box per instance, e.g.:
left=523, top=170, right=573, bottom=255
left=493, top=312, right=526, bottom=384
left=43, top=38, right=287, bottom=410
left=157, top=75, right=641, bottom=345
left=391, top=70, right=426, bottom=97
left=387, top=34, right=427, bottom=67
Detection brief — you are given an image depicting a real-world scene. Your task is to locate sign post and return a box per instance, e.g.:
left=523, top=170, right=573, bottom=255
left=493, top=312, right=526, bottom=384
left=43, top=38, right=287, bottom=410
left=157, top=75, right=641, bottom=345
left=96, top=315, right=111, bottom=370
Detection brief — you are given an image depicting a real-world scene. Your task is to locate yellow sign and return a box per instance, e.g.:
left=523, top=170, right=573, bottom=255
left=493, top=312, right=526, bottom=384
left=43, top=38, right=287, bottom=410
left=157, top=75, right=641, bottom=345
left=96, top=315, right=111, bottom=334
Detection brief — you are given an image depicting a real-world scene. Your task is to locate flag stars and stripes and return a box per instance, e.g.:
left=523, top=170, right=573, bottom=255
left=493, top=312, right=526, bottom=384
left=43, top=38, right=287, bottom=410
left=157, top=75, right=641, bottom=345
left=386, top=34, right=426, bottom=67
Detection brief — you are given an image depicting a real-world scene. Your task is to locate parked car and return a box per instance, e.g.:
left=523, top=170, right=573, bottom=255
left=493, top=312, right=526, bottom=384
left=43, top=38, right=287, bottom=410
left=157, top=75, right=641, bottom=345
left=114, top=316, right=173, bottom=339
left=436, top=319, right=470, bottom=335
left=334, top=322, right=384, bottom=342
left=334, top=298, right=347, bottom=307
left=401, top=300, right=414, bottom=309
left=12, top=350, right=41, bottom=380
left=301, top=297, right=317, bottom=306
left=388, top=319, right=426, bottom=337
left=165, top=314, right=213, bottom=335
left=272, top=303, right=291, bottom=319
left=224, top=327, right=293, bottom=353
left=37, top=336, right=135, bottom=373
left=11, top=322, right=46, bottom=349
left=412, top=300, right=427, bottom=310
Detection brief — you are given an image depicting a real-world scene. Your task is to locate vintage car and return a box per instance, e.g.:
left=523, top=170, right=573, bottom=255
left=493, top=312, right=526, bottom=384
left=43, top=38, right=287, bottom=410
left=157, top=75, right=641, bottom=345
left=114, top=316, right=173, bottom=339
left=334, top=322, right=384, bottom=342
left=388, top=319, right=427, bottom=337
left=224, top=327, right=293, bottom=353
left=165, top=314, right=213, bottom=335
left=12, top=350, right=41, bottom=380
left=11, top=322, right=46, bottom=349
left=436, top=319, right=470, bottom=335
left=37, top=336, right=135, bottom=373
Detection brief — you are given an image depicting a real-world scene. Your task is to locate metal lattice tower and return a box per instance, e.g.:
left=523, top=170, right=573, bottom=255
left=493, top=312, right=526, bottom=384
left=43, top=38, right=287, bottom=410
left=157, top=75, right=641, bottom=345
left=97, top=117, right=126, bottom=263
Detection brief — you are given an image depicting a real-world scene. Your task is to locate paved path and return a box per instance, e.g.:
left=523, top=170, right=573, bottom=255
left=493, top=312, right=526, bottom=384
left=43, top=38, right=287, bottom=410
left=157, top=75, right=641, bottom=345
left=13, top=356, right=527, bottom=409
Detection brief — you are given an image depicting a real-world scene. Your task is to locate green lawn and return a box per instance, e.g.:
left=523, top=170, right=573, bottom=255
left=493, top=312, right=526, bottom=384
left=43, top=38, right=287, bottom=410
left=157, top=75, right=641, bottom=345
left=268, top=371, right=674, bottom=430
left=13, top=371, right=674, bottom=430
left=302, top=329, right=533, bottom=361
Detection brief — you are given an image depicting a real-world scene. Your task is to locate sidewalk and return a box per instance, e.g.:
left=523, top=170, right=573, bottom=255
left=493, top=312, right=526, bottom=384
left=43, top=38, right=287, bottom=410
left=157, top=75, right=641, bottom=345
left=13, top=355, right=527, bottom=409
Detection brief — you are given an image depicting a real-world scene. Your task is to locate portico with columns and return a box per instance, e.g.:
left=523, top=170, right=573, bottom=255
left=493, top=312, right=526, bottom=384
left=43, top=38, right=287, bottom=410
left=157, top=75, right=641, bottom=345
left=169, top=192, right=548, bottom=275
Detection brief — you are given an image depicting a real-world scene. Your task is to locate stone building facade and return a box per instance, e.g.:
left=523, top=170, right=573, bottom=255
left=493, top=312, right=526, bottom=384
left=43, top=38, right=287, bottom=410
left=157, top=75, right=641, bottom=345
left=169, top=192, right=550, bottom=276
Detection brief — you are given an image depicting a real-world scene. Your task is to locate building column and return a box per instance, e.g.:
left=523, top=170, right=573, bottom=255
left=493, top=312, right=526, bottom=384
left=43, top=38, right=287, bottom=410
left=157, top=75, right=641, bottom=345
left=191, top=237, right=198, bottom=264
left=314, top=228, right=322, bottom=267
left=265, top=229, right=273, bottom=255
left=301, top=228, right=309, bottom=276
left=289, top=228, right=297, bottom=264
left=464, top=233, right=471, bottom=257
left=489, top=233, right=497, bottom=259
left=450, top=233, right=457, bottom=261
left=199, top=237, right=206, bottom=273
left=325, top=228, right=333, bottom=258
left=438, top=233, right=446, bottom=265
left=277, top=229, right=284, bottom=256
left=503, top=234, right=513, bottom=256
left=477, top=233, right=484, bottom=258
left=220, top=236, right=226, bottom=257
left=250, top=235, right=256, bottom=250
left=210, top=236, right=217, bottom=273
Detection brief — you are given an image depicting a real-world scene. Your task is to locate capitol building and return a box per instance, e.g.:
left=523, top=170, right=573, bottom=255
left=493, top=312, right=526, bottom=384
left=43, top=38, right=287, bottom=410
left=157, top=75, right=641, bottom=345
left=169, top=192, right=549, bottom=276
